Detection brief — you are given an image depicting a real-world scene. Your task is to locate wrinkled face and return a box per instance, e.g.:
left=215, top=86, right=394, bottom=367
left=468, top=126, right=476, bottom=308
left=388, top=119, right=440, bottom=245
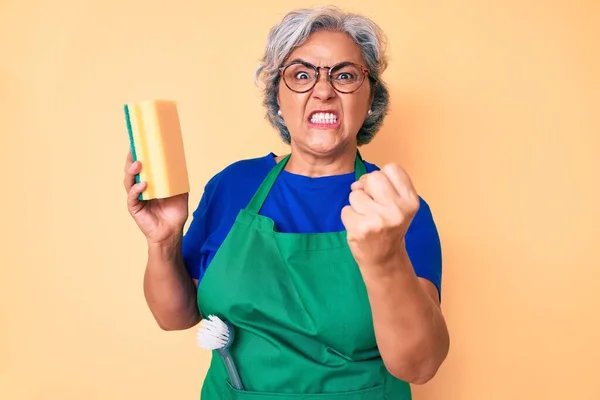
left=277, top=30, right=373, bottom=156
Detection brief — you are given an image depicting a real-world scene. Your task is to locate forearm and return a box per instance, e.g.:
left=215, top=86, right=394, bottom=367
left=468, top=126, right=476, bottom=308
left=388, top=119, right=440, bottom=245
left=361, top=247, right=449, bottom=384
left=143, top=235, right=201, bottom=331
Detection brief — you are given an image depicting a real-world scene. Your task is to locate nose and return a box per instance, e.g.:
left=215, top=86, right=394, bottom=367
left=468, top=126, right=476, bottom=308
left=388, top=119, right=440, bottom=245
left=311, top=71, right=335, bottom=101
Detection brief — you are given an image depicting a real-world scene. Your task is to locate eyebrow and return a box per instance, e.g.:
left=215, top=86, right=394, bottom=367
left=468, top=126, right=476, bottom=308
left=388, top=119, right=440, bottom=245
left=283, top=58, right=357, bottom=67
left=284, top=58, right=316, bottom=67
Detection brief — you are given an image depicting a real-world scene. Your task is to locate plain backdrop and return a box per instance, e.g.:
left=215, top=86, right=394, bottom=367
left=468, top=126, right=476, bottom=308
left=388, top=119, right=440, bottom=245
left=1, top=0, right=599, bottom=399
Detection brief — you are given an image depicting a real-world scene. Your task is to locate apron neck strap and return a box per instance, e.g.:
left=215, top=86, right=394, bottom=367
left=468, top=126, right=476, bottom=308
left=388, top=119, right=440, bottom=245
left=245, top=149, right=368, bottom=214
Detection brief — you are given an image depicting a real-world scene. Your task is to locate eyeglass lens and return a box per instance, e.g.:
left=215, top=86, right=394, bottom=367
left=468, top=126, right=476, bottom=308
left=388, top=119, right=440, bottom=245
left=282, top=62, right=364, bottom=93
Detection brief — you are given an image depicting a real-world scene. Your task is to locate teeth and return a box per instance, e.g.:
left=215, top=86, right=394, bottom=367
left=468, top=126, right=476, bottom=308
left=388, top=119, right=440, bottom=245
left=310, top=112, right=337, bottom=124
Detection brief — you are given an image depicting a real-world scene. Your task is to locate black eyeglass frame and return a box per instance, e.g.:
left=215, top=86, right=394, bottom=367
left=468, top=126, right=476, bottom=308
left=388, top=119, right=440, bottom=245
left=278, top=60, right=371, bottom=94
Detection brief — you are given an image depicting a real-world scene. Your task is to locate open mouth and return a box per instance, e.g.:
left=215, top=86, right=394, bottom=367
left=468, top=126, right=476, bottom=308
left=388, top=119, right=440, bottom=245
left=308, top=110, right=341, bottom=127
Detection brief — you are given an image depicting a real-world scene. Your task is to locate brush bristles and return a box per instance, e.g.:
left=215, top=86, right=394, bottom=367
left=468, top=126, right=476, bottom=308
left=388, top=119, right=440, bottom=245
left=197, top=315, right=230, bottom=350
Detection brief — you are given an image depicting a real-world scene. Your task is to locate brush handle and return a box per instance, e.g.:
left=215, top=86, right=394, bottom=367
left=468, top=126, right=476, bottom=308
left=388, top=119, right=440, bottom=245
left=220, top=350, right=244, bottom=391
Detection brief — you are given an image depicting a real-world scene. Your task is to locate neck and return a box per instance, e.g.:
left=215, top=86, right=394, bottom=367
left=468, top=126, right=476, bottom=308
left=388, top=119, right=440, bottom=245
left=278, top=144, right=358, bottom=177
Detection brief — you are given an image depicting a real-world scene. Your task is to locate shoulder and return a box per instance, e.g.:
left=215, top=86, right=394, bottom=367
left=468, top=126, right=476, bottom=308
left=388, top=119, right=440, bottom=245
left=202, top=153, right=276, bottom=198
left=219, top=152, right=276, bottom=177
left=184, top=153, right=275, bottom=252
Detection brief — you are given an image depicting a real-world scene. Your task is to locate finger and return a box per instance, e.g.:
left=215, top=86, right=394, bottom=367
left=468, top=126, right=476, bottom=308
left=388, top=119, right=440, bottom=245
left=381, top=164, right=419, bottom=205
left=381, top=164, right=413, bottom=194
left=348, top=188, right=377, bottom=215
left=350, top=180, right=364, bottom=191
left=351, top=172, right=369, bottom=190
left=342, top=205, right=379, bottom=243
left=123, top=159, right=142, bottom=192
left=362, top=171, right=398, bottom=205
left=127, top=181, right=147, bottom=212
left=340, top=204, right=360, bottom=231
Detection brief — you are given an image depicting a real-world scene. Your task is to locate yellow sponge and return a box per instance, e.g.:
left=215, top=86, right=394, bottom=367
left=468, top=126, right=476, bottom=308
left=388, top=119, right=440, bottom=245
left=124, top=99, right=190, bottom=200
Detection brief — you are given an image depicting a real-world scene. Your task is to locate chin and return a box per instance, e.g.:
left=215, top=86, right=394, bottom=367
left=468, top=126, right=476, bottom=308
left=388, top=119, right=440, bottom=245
left=304, top=136, right=350, bottom=156
left=292, top=124, right=353, bottom=155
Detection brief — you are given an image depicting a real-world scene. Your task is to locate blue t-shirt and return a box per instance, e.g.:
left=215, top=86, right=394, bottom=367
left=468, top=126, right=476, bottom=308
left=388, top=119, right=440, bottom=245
left=181, top=153, right=442, bottom=298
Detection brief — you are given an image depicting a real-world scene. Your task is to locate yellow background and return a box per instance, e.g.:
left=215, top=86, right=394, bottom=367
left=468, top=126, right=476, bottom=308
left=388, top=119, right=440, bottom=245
left=1, top=0, right=599, bottom=399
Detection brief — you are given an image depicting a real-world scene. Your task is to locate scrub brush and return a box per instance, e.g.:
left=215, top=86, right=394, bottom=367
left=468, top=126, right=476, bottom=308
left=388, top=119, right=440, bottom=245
left=197, top=315, right=245, bottom=391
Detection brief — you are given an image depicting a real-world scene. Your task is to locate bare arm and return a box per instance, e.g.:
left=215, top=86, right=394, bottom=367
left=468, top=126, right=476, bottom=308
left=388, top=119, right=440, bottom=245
left=143, top=234, right=201, bottom=331
left=123, top=150, right=201, bottom=331
left=362, top=247, right=449, bottom=385
left=342, top=164, right=449, bottom=385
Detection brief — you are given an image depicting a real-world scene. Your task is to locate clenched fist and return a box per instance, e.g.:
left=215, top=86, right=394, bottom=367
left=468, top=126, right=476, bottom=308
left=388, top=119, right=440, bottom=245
left=341, top=163, right=420, bottom=272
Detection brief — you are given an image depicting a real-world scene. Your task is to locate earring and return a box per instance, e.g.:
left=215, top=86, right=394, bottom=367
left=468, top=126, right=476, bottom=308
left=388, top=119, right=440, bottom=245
left=368, top=109, right=372, bottom=115
left=277, top=109, right=282, bottom=116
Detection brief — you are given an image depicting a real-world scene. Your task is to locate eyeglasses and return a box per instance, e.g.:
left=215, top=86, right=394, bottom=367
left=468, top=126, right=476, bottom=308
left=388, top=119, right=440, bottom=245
left=278, top=60, right=370, bottom=94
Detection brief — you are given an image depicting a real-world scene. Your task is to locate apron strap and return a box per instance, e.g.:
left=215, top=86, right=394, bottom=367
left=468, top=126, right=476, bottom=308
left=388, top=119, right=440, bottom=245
left=245, top=149, right=368, bottom=214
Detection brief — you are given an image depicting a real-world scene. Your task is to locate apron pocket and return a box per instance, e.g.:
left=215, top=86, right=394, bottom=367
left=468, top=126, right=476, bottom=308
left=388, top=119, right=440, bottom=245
left=224, top=380, right=386, bottom=400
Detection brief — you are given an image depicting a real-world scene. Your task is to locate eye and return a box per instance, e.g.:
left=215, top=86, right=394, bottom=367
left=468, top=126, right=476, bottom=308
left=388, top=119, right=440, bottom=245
left=335, top=72, right=356, bottom=80
left=295, top=71, right=311, bottom=80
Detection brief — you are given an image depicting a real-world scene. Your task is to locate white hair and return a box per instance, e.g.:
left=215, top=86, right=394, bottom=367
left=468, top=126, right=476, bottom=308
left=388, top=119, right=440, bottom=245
left=255, top=5, right=390, bottom=145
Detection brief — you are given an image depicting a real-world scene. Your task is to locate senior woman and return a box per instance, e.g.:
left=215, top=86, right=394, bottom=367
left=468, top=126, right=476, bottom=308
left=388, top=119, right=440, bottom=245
left=124, top=5, right=449, bottom=399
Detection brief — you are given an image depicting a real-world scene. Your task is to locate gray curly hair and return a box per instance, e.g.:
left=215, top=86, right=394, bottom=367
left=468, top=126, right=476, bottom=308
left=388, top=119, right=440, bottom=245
left=254, top=6, right=390, bottom=146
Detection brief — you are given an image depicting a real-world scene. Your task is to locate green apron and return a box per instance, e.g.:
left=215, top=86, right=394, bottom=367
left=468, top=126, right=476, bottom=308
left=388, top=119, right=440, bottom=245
left=196, top=152, right=412, bottom=399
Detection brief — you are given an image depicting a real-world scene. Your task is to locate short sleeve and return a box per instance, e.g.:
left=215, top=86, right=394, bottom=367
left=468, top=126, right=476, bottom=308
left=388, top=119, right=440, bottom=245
left=181, top=183, right=214, bottom=280
left=404, top=197, right=443, bottom=301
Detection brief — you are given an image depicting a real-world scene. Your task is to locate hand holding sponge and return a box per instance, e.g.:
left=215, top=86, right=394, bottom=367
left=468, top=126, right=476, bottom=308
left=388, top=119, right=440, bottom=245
left=124, top=99, right=190, bottom=200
